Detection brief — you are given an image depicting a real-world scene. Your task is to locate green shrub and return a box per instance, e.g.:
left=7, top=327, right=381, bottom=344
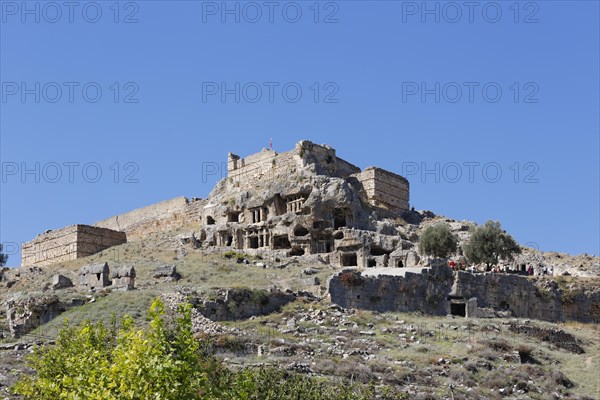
left=12, top=299, right=379, bottom=400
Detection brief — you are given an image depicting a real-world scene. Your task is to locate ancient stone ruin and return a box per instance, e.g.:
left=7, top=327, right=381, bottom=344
left=111, top=266, right=136, bottom=291
left=17, top=139, right=600, bottom=326
left=22, top=140, right=413, bottom=271
left=78, top=262, right=111, bottom=291
left=328, top=266, right=600, bottom=323
left=22, top=225, right=126, bottom=266
left=187, top=140, right=412, bottom=268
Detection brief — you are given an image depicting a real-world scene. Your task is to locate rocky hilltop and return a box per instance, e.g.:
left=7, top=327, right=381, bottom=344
left=2, top=140, right=599, bottom=399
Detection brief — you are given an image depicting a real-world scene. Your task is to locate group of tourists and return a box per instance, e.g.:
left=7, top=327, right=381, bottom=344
left=447, top=260, right=552, bottom=276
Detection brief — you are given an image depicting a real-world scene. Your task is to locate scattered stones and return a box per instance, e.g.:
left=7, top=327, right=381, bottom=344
left=153, top=265, right=181, bottom=281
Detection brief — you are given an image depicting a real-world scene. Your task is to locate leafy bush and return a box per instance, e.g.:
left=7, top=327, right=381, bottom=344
left=12, top=299, right=228, bottom=399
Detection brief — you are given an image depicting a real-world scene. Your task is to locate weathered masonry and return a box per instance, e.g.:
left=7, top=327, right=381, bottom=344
left=22, top=225, right=126, bottom=266
left=194, top=140, right=412, bottom=267
left=328, top=267, right=600, bottom=323
left=225, top=141, right=409, bottom=213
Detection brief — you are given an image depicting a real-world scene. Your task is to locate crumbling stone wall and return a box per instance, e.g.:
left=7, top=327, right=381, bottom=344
left=226, top=141, right=361, bottom=189
left=199, top=288, right=295, bottom=321
left=22, top=225, right=126, bottom=266
left=451, top=271, right=565, bottom=322
left=328, top=266, right=454, bottom=315
left=329, top=268, right=600, bottom=323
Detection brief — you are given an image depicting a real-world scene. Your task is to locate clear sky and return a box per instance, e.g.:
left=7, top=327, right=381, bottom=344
left=1, top=0, right=598, bottom=266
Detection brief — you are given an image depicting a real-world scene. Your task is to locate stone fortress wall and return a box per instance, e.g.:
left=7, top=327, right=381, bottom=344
left=22, top=225, right=126, bottom=266
left=353, top=167, right=409, bottom=213
left=227, top=140, right=408, bottom=213
left=22, top=140, right=411, bottom=267
left=94, top=197, right=191, bottom=238
left=226, top=141, right=362, bottom=188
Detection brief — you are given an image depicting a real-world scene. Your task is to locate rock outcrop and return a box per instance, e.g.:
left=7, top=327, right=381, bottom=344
left=6, top=295, right=65, bottom=338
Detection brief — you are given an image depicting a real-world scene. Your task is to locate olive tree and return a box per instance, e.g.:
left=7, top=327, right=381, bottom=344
left=463, top=220, right=521, bottom=270
left=418, top=223, right=458, bottom=259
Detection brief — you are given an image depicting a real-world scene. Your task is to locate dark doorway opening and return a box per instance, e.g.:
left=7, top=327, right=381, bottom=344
left=227, top=212, right=240, bottom=222
left=273, top=235, right=291, bottom=249
left=294, top=226, right=309, bottom=236
left=367, top=258, right=377, bottom=268
left=333, top=208, right=347, bottom=229
left=370, top=246, right=386, bottom=256
left=341, top=253, right=358, bottom=267
left=206, top=216, right=215, bottom=225
left=450, top=303, right=466, bottom=317
left=248, top=236, right=259, bottom=249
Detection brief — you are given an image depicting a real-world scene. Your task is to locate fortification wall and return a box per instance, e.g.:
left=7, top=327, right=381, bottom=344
left=76, top=226, right=127, bottom=257
left=94, top=197, right=189, bottom=238
left=335, top=156, right=361, bottom=178
left=355, top=167, right=409, bottom=212
left=227, top=141, right=361, bottom=187
left=227, top=148, right=301, bottom=187
left=21, top=225, right=127, bottom=266
left=22, top=226, right=79, bottom=266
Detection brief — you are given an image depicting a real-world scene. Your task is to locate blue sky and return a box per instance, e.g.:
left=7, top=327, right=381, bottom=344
left=1, top=0, right=598, bottom=266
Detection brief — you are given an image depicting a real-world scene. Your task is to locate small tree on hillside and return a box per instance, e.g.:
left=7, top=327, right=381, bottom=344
left=463, top=220, right=521, bottom=270
left=0, top=243, right=7, bottom=267
left=418, top=223, right=458, bottom=259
